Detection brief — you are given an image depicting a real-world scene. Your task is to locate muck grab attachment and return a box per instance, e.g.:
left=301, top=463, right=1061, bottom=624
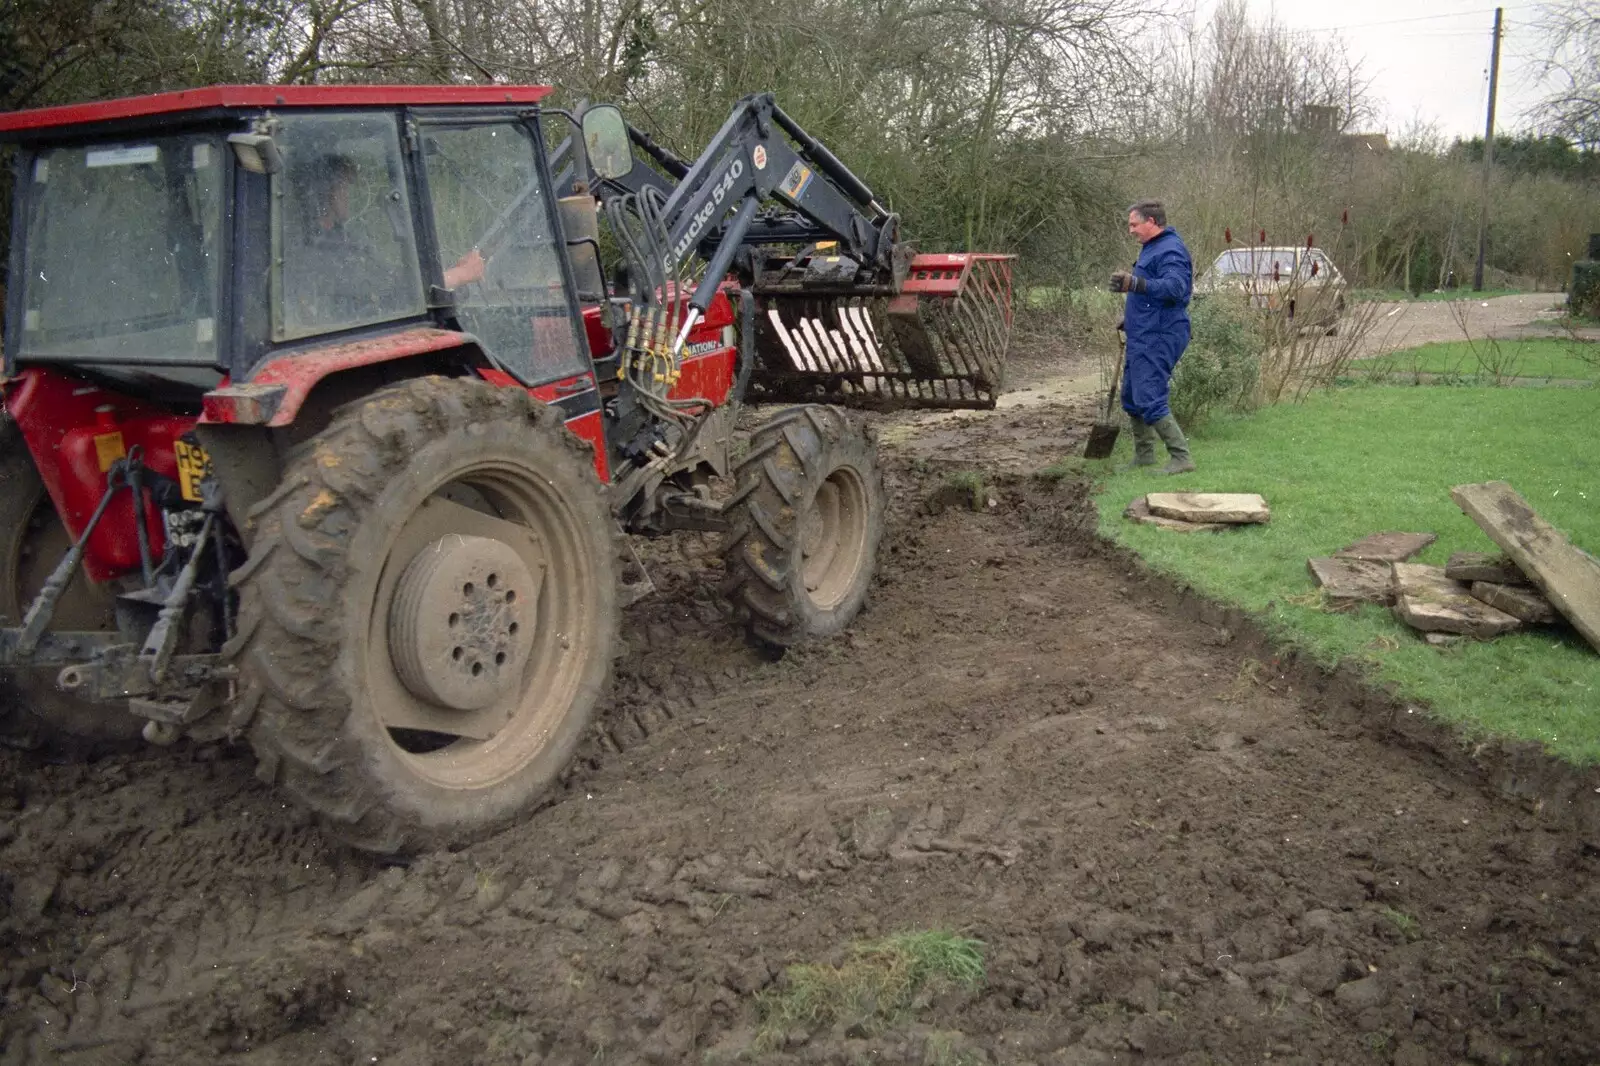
left=752, top=253, right=1014, bottom=410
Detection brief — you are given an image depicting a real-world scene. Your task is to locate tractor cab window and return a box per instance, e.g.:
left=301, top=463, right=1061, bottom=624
left=15, top=136, right=224, bottom=365
left=273, top=114, right=427, bottom=340
left=420, top=122, right=586, bottom=384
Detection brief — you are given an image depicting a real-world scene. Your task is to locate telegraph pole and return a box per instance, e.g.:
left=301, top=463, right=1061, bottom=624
left=1473, top=7, right=1504, bottom=292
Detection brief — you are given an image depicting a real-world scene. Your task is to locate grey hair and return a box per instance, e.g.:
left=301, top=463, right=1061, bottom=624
left=1128, top=200, right=1167, bottom=227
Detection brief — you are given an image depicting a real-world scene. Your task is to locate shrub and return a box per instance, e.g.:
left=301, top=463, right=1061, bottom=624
left=1569, top=261, right=1600, bottom=319
left=1170, top=292, right=1263, bottom=426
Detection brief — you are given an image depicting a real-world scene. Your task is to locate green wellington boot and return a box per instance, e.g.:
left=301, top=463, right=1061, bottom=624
left=1150, top=414, right=1197, bottom=474
left=1117, top=417, right=1159, bottom=472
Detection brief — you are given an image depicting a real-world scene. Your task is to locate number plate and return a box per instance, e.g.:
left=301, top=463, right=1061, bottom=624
left=174, top=440, right=214, bottom=503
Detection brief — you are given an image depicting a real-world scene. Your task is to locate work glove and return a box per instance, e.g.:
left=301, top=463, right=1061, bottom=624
left=1109, top=270, right=1147, bottom=294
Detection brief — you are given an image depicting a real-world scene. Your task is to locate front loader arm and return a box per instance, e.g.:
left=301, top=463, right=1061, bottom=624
left=577, top=93, right=1014, bottom=416
left=658, top=94, right=900, bottom=305
left=579, top=92, right=901, bottom=361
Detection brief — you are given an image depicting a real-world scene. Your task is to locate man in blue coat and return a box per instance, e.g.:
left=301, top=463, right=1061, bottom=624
left=1111, top=200, right=1196, bottom=474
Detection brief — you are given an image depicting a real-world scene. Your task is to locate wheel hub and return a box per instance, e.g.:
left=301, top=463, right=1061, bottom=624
left=800, top=471, right=865, bottom=605
left=388, top=534, right=535, bottom=711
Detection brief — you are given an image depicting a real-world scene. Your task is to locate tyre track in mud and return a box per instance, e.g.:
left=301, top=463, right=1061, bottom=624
left=2, top=406, right=1598, bottom=1064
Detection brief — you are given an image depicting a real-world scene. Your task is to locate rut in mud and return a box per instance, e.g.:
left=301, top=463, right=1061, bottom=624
left=2, top=408, right=1598, bottom=1066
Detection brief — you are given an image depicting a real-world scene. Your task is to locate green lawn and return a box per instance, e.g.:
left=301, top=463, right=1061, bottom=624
left=1089, top=385, right=1600, bottom=763
left=1351, top=287, right=1530, bottom=303
left=1353, top=338, right=1600, bottom=382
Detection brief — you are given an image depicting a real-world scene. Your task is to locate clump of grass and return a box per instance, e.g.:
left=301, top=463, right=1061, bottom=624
left=924, top=1031, right=986, bottom=1066
left=1380, top=907, right=1423, bottom=942
left=928, top=470, right=989, bottom=512
left=1036, top=455, right=1100, bottom=483
left=755, top=931, right=985, bottom=1047
left=944, top=470, right=985, bottom=498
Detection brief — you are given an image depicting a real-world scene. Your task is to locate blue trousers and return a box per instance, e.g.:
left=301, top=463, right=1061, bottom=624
left=1120, top=331, right=1189, bottom=424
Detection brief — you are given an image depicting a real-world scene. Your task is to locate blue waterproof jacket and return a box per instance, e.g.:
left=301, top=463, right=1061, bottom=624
left=1121, top=227, right=1193, bottom=424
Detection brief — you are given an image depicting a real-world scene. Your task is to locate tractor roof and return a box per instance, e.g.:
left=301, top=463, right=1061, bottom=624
left=0, top=84, right=554, bottom=141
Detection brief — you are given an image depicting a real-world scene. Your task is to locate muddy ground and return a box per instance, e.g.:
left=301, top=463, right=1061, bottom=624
left=3, top=362, right=1600, bottom=1065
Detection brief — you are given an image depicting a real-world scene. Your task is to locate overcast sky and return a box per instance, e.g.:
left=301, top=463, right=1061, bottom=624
left=1190, top=0, right=1558, bottom=141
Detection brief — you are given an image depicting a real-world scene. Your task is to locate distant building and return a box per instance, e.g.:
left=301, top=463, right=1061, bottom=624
left=1299, top=104, right=1343, bottom=135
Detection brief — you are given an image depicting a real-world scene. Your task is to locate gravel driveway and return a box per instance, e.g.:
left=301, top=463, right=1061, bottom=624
left=1352, top=291, right=1571, bottom=359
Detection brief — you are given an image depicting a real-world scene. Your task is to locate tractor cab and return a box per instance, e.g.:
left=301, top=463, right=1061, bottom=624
left=3, top=86, right=594, bottom=397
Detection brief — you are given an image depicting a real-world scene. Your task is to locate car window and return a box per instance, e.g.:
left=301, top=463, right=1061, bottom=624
left=1296, top=251, right=1338, bottom=281
left=1212, top=249, right=1292, bottom=279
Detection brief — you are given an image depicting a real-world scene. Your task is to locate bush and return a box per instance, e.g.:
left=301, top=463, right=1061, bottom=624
left=1569, top=261, right=1600, bottom=319
left=1169, top=292, right=1263, bottom=427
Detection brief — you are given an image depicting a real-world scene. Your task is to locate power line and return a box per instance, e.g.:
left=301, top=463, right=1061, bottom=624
left=1290, top=4, right=1539, bottom=35
left=1299, top=11, right=1493, bottom=32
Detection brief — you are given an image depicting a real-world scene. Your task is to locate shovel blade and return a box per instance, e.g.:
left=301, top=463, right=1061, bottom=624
left=1084, top=421, right=1121, bottom=460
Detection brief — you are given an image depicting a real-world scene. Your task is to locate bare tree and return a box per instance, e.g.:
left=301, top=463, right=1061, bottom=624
left=1528, top=0, right=1600, bottom=148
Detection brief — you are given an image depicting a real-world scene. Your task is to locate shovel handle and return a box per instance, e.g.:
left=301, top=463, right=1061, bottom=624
left=1105, top=331, right=1125, bottom=420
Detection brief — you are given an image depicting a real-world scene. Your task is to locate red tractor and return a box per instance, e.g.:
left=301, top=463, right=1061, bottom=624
left=0, top=85, right=1013, bottom=851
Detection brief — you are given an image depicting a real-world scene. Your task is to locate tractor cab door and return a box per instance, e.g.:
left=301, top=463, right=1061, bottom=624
left=416, top=120, right=590, bottom=387
left=270, top=114, right=430, bottom=342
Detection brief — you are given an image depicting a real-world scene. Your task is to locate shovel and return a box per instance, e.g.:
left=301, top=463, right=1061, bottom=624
left=1083, top=329, right=1125, bottom=460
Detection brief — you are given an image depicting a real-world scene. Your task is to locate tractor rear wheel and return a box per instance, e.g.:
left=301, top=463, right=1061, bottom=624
left=230, top=377, right=619, bottom=853
left=721, top=406, right=885, bottom=650
left=0, top=419, right=143, bottom=751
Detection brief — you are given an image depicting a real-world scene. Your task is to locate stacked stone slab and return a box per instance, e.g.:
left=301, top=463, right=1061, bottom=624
left=1301, top=529, right=1569, bottom=642
left=1123, top=493, right=1270, bottom=531
left=1451, top=481, right=1600, bottom=655
left=1391, top=563, right=1522, bottom=638
left=1306, top=532, right=1435, bottom=610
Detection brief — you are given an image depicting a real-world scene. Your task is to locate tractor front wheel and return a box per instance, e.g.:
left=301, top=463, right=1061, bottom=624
left=721, top=406, right=885, bottom=650
left=231, top=377, right=618, bottom=852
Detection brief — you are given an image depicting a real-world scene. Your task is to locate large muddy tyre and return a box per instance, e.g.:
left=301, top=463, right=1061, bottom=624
left=721, top=405, right=885, bottom=650
left=230, top=377, right=619, bottom=853
left=0, top=418, right=143, bottom=752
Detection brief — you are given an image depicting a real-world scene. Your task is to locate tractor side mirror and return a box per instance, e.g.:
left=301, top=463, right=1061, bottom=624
left=581, top=105, right=633, bottom=181
left=228, top=132, right=282, bottom=175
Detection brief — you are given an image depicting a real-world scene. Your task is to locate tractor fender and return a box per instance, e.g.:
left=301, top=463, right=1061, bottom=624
left=199, top=327, right=486, bottom=428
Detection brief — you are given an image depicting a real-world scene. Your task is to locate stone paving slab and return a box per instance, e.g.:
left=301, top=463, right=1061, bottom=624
left=1307, top=557, right=1395, bottom=609
left=1445, top=551, right=1529, bottom=586
left=1452, top=481, right=1600, bottom=654
left=1145, top=493, right=1270, bottom=525
left=1391, top=563, right=1522, bottom=638
left=1333, top=532, right=1436, bottom=563
left=1469, top=581, right=1559, bottom=625
left=1123, top=496, right=1229, bottom=532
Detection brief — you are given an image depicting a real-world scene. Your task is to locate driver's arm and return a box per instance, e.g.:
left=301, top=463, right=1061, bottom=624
left=443, top=247, right=486, bottom=289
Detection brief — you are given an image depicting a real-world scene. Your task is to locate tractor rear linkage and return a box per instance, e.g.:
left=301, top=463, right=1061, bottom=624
left=0, top=449, right=234, bottom=732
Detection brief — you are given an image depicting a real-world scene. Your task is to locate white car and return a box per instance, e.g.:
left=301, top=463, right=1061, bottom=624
left=1195, top=246, right=1347, bottom=332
